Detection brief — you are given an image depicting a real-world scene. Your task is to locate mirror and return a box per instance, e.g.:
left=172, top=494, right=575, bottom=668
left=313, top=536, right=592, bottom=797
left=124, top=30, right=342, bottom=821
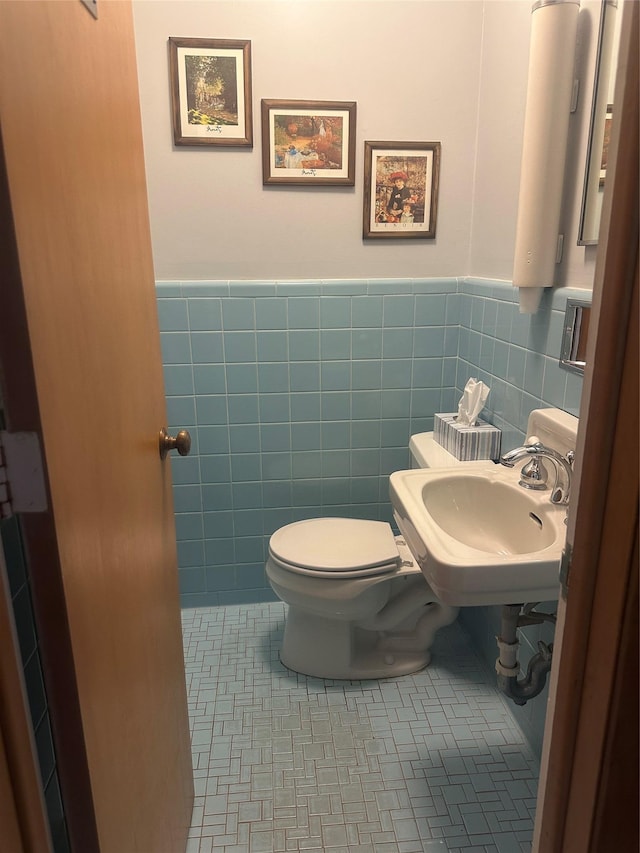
left=578, top=0, right=623, bottom=245
left=560, top=299, right=592, bottom=375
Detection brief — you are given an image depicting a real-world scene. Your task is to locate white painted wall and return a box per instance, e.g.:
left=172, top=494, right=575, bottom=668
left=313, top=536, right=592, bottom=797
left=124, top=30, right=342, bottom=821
left=133, top=0, right=600, bottom=289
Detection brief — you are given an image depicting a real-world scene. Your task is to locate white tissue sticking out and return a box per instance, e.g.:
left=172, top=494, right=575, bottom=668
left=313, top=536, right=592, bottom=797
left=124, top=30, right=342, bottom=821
left=457, top=378, right=490, bottom=426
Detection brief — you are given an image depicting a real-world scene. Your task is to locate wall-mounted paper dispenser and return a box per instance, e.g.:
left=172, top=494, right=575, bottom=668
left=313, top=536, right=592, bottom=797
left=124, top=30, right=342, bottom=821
left=559, top=298, right=592, bottom=375
left=513, top=0, right=579, bottom=314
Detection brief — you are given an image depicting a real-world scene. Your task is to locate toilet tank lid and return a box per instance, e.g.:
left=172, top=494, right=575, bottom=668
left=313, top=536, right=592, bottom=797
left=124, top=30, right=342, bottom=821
left=409, top=432, right=489, bottom=468
left=410, top=432, right=498, bottom=469
left=269, top=518, right=400, bottom=572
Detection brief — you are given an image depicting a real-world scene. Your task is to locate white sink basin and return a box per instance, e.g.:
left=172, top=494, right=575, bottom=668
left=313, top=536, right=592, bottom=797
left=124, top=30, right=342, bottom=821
left=389, top=465, right=566, bottom=606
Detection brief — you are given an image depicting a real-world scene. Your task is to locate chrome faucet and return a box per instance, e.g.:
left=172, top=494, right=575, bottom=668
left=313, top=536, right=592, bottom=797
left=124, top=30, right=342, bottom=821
left=500, top=439, right=574, bottom=505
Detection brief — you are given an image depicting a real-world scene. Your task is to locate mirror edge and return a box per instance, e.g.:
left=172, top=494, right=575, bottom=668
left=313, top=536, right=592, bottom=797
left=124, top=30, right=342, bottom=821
left=577, top=0, right=618, bottom=246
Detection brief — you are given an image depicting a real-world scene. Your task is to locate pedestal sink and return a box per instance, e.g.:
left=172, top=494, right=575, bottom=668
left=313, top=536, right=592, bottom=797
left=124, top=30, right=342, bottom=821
left=389, top=465, right=567, bottom=606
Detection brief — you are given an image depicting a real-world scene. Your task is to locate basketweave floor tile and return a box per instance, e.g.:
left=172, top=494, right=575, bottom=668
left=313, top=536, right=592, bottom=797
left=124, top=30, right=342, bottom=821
left=182, top=603, right=538, bottom=852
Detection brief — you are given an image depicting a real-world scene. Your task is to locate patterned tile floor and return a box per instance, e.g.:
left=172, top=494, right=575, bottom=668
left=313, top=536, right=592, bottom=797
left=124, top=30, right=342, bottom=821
left=183, top=603, right=539, bottom=853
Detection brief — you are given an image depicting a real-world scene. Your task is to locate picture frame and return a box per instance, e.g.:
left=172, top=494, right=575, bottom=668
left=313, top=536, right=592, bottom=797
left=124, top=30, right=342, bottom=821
left=168, top=37, right=252, bottom=147
left=363, top=141, right=441, bottom=239
left=261, top=99, right=357, bottom=186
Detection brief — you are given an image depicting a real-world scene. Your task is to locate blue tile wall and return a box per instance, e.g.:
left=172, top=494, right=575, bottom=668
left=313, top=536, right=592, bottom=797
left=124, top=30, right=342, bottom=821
left=158, top=276, right=584, bottom=611
left=158, top=276, right=586, bottom=759
left=158, top=278, right=459, bottom=608
left=455, top=279, right=584, bottom=451
left=157, top=278, right=584, bottom=751
left=453, top=278, right=584, bottom=758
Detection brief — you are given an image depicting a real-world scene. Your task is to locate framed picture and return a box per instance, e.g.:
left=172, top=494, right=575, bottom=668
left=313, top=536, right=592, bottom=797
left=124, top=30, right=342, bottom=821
left=363, top=141, right=441, bottom=239
left=261, top=100, right=357, bottom=186
left=168, top=37, right=252, bottom=147
left=599, top=104, right=613, bottom=187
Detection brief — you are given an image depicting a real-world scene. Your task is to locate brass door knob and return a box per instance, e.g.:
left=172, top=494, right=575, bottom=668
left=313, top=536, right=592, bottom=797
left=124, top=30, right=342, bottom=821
left=159, top=427, right=192, bottom=460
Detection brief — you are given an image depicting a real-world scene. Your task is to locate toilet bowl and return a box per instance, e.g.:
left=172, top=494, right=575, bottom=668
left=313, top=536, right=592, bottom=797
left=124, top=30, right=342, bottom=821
left=266, top=433, right=493, bottom=680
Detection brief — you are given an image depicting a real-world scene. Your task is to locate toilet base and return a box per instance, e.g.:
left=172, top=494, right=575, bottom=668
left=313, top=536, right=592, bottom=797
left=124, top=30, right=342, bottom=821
left=280, top=604, right=454, bottom=680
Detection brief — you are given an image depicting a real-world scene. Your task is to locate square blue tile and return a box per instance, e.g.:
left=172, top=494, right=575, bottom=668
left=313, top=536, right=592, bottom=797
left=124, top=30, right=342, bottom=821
left=262, top=452, right=292, bottom=481
left=412, top=358, right=443, bottom=389
left=352, top=361, right=382, bottom=391
left=415, top=293, right=447, bottom=326
left=321, top=362, right=350, bottom=391
left=226, top=363, right=258, bottom=394
left=351, top=390, right=381, bottom=420
left=320, top=296, right=351, bottom=328
left=193, top=364, right=226, bottom=395
left=321, top=392, right=350, bottom=420
left=382, top=360, right=412, bottom=389
left=351, top=420, right=380, bottom=448
left=257, top=331, right=288, bottom=362
left=201, top=483, right=232, bottom=511
left=161, top=332, right=192, bottom=364
left=256, top=298, right=287, bottom=330
left=292, top=421, right=320, bottom=450
left=383, top=328, right=414, bottom=358
left=203, top=509, right=235, bottom=537
left=292, top=450, right=321, bottom=478
left=258, top=363, right=290, bottom=393
left=231, top=482, right=263, bottom=510
left=290, top=362, right=320, bottom=392
left=288, top=330, right=320, bottom=361
left=321, top=329, right=351, bottom=360
left=287, top=297, right=320, bottom=329
left=352, top=328, right=383, bottom=359
left=259, top=393, right=290, bottom=423
left=222, top=298, right=255, bottom=331
left=414, top=327, right=446, bottom=358
left=229, top=424, right=260, bottom=453
left=200, top=455, right=231, bottom=484
left=290, top=393, right=321, bottom=422
left=223, top=331, right=257, bottom=363
left=196, top=395, right=228, bottom=425
left=164, top=365, right=194, bottom=396
left=383, top=294, right=415, bottom=327
left=227, top=395, right=259, bottom=424
left=157, top=298, right=189, bottom=331
left=191, top=332, right=224, bottom=364
left=351, top=296, right=383, bottom=327
left=197, top=425, right=229, bottom=454
left=187, top=299, right=222, bottom=331
left=260, top=423, right=292, bottom=452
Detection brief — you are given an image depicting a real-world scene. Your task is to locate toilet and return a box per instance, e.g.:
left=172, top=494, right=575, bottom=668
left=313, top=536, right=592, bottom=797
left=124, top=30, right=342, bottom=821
left=266, top=432, right=493, bottom=680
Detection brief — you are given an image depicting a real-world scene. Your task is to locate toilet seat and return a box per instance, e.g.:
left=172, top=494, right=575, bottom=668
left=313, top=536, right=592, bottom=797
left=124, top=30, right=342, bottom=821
left=268, top=517, right=401, bottom=579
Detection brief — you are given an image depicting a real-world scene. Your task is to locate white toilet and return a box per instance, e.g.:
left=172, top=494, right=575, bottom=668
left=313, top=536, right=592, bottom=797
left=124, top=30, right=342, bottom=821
left=266, top=433, right=493, bottom=679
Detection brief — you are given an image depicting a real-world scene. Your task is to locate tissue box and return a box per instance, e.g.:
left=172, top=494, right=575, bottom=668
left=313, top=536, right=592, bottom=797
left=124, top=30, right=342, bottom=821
left=434, top=413, right=501, bottom=461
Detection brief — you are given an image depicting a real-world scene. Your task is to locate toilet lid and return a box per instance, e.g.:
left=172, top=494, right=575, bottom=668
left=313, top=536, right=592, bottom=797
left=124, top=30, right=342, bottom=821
left=269, top=518, right=401, bottom=574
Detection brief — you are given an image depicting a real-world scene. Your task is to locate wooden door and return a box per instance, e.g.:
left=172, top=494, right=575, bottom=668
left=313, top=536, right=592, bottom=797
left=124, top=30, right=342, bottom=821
left=533, top=0, right=639, bottom=848
left=0, top=1, right=194, bottom=851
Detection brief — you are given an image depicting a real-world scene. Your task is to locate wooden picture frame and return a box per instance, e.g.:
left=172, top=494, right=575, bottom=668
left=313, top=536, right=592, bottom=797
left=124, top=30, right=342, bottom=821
left=168, top=37, right=252, bottom=147
left=261, top=99, right=356, bottom=186
left=363, top=141, right=441, bottom=239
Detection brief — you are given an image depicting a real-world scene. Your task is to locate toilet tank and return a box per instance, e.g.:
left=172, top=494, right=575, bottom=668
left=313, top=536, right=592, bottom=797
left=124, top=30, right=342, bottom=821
left=409, top=432, right=496, bottom=469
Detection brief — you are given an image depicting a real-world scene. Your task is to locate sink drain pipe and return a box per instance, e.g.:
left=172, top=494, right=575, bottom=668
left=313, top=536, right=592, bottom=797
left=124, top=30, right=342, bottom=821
left=495, top=604, right=555, bottom=706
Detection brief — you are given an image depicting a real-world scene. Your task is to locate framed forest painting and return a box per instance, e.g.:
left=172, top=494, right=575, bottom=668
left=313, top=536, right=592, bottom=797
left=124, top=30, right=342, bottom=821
left=168, top=37, right=252, bottom=147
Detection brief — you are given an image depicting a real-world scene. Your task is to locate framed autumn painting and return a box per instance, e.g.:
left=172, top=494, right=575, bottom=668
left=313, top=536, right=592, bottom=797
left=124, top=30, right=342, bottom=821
left=261, top=99, right=356, bottom=186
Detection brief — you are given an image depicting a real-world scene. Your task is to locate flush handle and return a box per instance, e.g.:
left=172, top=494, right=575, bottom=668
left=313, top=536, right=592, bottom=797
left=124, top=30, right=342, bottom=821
left=159, top=427, right=192, bottom=460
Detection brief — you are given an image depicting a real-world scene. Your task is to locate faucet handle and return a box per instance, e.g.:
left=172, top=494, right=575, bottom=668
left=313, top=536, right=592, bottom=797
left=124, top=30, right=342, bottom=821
left=519, top=456, right=548, bottom=491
